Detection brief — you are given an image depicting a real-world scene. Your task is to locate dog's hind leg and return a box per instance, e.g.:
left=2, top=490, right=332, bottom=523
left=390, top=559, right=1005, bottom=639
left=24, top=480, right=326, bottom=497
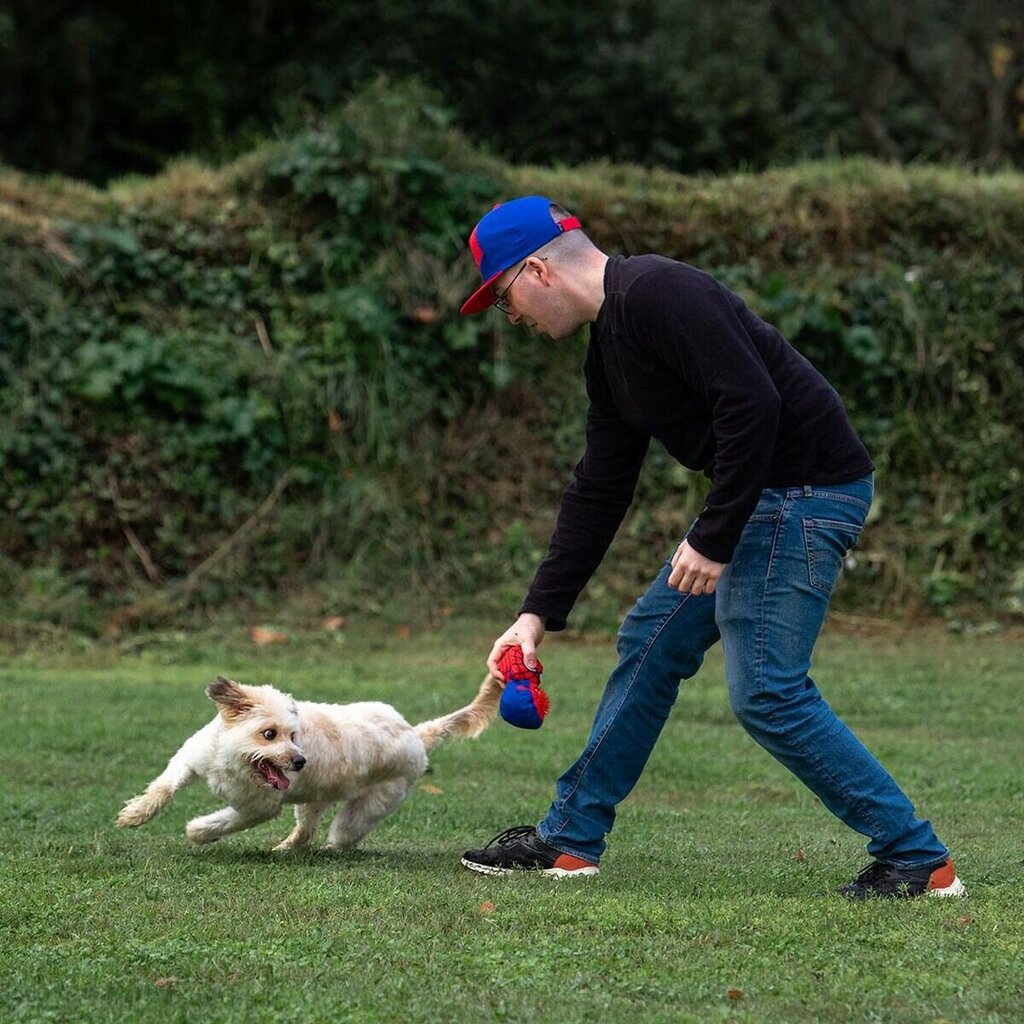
left=273, top=802, right=331, bottom=851
left=186, top=806, right=278, bottom=845
left=326, top=778, right=414, bottom=851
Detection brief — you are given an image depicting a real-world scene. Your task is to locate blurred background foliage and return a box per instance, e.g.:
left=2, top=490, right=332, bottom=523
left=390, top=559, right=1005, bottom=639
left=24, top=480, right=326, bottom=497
left=1, top=0, right=1022, bottom=183
left=1, top=4, right=1023, bottom=635
left=2, top=82, right=1023, bottom=632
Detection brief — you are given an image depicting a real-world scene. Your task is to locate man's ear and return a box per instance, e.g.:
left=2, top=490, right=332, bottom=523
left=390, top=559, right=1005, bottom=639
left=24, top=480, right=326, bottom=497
left=206, top=676, right=254, bottom=720
left=526, top=255, right=551, bottom=284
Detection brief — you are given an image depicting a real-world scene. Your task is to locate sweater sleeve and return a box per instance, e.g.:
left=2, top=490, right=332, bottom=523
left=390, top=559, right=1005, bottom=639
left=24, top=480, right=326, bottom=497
left=519, top=343, right=650, bottom=631
left=626, top=268, right=781, bottom=563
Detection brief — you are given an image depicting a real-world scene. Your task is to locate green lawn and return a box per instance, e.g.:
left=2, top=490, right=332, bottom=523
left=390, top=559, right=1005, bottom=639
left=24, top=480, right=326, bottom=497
left=2, top=619, right=1021, bottom=1023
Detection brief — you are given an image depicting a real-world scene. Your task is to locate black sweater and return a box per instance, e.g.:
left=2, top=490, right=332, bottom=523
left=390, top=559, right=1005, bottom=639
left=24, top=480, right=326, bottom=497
left=520, top=254, right=874, bottom=631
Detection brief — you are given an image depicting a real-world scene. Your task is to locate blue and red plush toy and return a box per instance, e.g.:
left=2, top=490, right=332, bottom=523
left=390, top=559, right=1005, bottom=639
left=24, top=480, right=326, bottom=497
left=496, top=647, right=550, bottom=729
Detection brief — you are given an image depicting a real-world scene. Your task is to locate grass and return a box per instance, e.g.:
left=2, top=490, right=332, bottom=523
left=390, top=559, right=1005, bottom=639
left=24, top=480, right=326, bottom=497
left=1, top=617, right=1022, bottom=1023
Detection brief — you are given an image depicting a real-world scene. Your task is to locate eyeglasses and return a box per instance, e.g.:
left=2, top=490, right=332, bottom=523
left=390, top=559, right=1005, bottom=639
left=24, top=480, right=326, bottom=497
left=493, top=262, right=527, bottom=314
left=492, top=257, right=546, bottom=315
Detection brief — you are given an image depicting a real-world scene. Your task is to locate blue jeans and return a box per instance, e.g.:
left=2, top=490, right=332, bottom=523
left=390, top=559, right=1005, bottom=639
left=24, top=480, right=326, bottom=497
left=536, top=476, right=948, bottom=869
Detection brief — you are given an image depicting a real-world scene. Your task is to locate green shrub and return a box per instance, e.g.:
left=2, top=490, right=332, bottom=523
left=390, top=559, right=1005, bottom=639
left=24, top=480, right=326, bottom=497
left=2, top=83, right=1023, bottom=629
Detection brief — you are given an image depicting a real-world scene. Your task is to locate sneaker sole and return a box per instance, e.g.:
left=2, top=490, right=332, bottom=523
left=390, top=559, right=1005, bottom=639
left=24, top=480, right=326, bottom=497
left=460, top=857, right=599, bottom=878
left=929, top=876, right=968, bottom=898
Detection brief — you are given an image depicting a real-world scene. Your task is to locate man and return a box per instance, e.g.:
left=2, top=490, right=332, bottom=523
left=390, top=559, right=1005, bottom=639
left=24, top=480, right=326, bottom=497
left=456, top=195, right=965, bottom=898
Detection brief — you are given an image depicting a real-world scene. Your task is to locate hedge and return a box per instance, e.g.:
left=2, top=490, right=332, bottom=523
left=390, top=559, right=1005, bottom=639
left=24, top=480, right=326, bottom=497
left=2, top=81, right=1023, bottom=631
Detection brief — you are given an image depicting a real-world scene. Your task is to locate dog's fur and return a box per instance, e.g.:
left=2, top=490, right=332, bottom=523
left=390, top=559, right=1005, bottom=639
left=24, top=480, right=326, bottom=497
left=116, top=674, right=501, bottom=850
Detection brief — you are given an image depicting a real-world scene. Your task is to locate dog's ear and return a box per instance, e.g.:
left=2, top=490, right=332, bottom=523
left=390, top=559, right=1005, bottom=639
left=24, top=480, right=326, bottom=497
left=207, top=676, right=255, bottom=720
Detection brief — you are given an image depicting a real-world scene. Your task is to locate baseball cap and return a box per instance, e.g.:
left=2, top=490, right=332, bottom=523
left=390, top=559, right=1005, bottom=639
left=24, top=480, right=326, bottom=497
left=459, top=196, right=581, bottom=316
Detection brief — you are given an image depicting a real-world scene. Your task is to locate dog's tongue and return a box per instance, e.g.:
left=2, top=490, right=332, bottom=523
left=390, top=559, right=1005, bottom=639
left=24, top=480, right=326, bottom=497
left=267, top=765, right=290, bottom=790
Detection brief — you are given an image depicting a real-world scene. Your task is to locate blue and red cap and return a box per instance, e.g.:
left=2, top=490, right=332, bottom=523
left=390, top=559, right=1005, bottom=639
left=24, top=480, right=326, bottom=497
left=459, top=196, right=581, bottom=316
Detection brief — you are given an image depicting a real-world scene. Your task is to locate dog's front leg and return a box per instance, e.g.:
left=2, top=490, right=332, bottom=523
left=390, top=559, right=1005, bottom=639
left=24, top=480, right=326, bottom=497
left=273, top=802, right=331, bottom=851
left=186, top=805, right=278, bottom=845
left=116, top=754, right=201, bottom=829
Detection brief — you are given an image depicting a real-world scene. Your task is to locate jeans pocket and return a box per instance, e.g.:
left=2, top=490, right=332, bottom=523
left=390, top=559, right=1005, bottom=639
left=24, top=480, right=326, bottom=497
left=802, top=517, right=864, bottom=594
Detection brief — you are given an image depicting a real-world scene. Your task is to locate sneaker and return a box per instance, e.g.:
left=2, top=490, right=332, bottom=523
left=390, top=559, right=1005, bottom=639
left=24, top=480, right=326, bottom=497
left=839, top=858, right=967, bottom=899
left=461, top=825, right=600, bottom=878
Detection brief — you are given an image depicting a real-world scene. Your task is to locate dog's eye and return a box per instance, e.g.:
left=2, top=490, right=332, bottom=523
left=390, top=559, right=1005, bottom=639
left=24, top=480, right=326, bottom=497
left=263, top=729, right=277, bottom=740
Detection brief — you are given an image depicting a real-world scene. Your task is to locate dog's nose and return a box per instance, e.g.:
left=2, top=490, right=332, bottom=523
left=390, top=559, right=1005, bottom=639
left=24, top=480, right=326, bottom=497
left=291, top=755, right=306, bottom=771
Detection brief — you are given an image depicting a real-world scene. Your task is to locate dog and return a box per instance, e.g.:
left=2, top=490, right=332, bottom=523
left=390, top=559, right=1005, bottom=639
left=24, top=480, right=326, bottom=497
left=116, top=673, right=501, bottom=851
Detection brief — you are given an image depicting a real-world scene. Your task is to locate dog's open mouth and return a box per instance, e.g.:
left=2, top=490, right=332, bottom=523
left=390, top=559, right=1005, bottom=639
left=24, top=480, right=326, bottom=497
left=253, top=758, right=290, bottom=790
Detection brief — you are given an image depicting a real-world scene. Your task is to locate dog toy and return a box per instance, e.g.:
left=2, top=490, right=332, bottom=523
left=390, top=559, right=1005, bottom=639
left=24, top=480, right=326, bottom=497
left=496, top=647, right=550, bottom=729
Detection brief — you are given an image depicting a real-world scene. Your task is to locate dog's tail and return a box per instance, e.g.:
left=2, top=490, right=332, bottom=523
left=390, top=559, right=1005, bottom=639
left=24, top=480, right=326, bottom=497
left=415, top=674, right=503, bottom=753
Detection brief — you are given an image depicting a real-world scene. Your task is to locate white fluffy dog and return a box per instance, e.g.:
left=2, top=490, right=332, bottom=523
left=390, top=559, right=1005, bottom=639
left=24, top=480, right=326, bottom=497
left=116, top=674, right=501, bottom=850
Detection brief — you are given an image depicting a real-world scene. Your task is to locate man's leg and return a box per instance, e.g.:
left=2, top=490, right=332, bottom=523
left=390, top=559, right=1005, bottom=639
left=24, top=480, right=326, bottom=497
left=535, top=562, right=721, bottom=863
left=715, top=478, right=950, bottom=868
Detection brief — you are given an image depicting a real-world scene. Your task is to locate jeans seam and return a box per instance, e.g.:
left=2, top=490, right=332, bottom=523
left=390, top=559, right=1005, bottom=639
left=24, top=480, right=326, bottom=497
left=552, top=592, right=697, bottom=815
left=759, top=500, right=885, bottom=841
left=800, top=492, right=871, bottom=513
left=778, top=721, right=887, bottom=840
left=753, top=495, right=787, bottom=693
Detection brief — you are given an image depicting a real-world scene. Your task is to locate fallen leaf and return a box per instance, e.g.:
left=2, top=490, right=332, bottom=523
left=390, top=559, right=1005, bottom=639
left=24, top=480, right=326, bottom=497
left=419, top=784, right=444, bottom=795
left=396, top=624, right=411, bottom=639
left=154, top=977, right=178, bottom=990
left=251, top=626, right=289, bottom=646
left=479, top=901, right=496, bottom=914
left=412, top=305, right=439, bottom=324
left=957, top=915, right=975, bottom=926
left=727, top=988, right=744, bottom=1001
left=794, top=849, right=806, bottom=862
left=322, top=615, right=346, bottom=632
left=328, top=409, right=342, bottom=433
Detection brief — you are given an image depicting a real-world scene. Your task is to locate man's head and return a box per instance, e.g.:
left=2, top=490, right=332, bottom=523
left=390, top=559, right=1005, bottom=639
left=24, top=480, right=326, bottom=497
left=460, top=196, right=607, bottom=339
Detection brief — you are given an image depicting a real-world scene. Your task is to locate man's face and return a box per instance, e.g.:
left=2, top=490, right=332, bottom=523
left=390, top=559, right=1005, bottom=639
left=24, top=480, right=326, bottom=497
left=491, top=257, right=580, bottom=339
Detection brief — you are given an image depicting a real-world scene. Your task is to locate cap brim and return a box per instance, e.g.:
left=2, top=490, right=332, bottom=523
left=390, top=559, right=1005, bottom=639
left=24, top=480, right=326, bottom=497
left=459, top=271, right=503, bottom=316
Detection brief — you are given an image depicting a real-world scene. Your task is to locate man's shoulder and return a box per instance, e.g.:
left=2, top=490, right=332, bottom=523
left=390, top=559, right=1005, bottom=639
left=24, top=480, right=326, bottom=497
left=615, top=254, right=719, bottom=302
left=612, top=255, right=727, bottom=333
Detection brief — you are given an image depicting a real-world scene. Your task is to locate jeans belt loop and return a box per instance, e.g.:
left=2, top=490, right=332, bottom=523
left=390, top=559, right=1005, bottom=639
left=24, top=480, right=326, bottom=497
left=803, top=485, right=813, bottom=497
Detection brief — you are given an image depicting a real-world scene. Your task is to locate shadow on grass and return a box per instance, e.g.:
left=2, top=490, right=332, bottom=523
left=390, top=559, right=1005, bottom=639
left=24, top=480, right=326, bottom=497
left=186, top=843, right=460, bottom=873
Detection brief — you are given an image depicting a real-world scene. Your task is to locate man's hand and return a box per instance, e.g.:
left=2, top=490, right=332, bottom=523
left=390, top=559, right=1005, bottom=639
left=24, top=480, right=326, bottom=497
left=487, top=613, right=546, bottom=679
left=668, top=539, right=725, bottom=596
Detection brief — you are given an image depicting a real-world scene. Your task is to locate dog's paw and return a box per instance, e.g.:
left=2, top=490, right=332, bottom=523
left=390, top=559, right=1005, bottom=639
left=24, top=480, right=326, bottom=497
left=273, top=829, right=312, bottom=852
left=116, top=795, right=157, bottom=828
left=185, top=819, right=220, bottom=844
left=325, top=836, right=361, bottom=852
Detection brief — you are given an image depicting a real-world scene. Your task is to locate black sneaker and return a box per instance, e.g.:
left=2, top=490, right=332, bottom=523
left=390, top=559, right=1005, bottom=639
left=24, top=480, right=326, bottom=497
left=839, top=858, right=967, bottom=899
left=461, top=825, right=600, bottom=878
